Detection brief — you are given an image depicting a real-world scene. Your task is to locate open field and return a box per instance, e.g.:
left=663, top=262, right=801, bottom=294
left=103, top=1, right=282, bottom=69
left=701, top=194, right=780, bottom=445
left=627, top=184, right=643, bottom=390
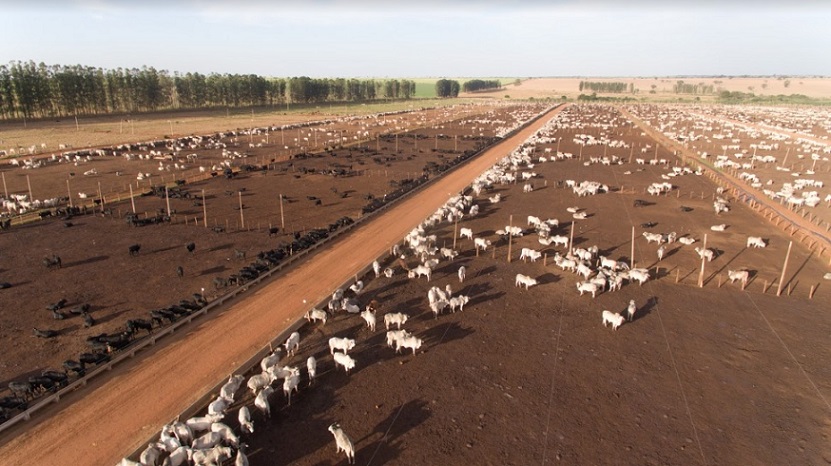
left=469, top=77, right=831, bottom=102
left=2, top=102, right=830, bottom=466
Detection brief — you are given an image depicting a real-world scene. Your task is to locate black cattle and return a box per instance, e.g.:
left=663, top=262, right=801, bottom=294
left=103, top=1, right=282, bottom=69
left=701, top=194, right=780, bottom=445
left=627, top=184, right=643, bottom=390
left=28, top=376, right=56, bottom=394
left=267, top=227, right=279, bottom=237
left=41, top=370, right=68, bottom=388
left=68, top=304, right=91, bottom=315
left=33, top=328, right=58, bottom=338
left=63, top=359, right=85, bottom=376
left=0, top=396, right=27, bottom=411
left=8, top=381, right=33, bottom=399
left=640, top=222, right=657, bottom=229
left=126, top=319, right=153, bottom=335
left=79, top=352, right=110, bottom=366
left=186, top=242, right=196, bottom=254
left=46, top=298, right=68, bottom=311
left=51, top=309, right=66, bottom=320
left=83, top=312, right=95, bottom=328
left=0, top=218, right=11, bottom=230
left=43, top=254, right=62, bottom=269
left=128, top=244, right=141, bottom=256
left=680, top=206, right=694, bottom=212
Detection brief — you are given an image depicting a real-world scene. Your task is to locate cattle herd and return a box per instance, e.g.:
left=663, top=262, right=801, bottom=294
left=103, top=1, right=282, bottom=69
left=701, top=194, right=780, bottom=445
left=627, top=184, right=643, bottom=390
left=2, top=101, right=831, bottom=465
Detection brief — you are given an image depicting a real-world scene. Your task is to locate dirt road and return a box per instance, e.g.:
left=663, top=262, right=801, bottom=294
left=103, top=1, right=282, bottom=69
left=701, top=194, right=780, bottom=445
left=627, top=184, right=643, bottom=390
left=0, top=105, right=566, bottom=465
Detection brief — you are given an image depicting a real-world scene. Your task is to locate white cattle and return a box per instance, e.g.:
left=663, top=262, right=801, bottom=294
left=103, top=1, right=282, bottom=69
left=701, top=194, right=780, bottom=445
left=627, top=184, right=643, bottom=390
left=474, top=237, right=491, bottom=251
left=459, top=227, right=474, bottom=240
left=746, top=236, right=767, bottom=248
left=333, top=352, right=356, bottom=373
left=515, top=274, right=538, bottom=290
left=628, top=268, right=651, bottom=286
left=360, top=308, right=376, bottom=331
left=284, top=331, right=301, bottom=356
left=576, top=281, right=600, bottom=298
left=626, top=300, right=636, bottom=322
left=710, top=224, right=727, bottom=232
left=728, top=269, right=750, bottom=286
left=458, top=265, right=466, bottom=283
left=384, top=312, right=409, bottom=330
left=328, top=423, right=356, bottom=464
left=328, top=337, right=356, bottom=354
left=519, top=248, right=542, bottom=262
left=407, top=265, right=432, bottom=281
left=396, top=335, right=423, bottom=355
left=695, top=247, right=715, bottom=262
left=602, top=310, right=625, bottom=331
left=304, top=308, right=328, bottom=325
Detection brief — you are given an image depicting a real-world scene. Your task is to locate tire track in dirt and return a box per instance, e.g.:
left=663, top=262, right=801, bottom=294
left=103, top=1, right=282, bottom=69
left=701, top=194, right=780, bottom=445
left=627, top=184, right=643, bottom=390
left=0, top=105, right=568, bottom=465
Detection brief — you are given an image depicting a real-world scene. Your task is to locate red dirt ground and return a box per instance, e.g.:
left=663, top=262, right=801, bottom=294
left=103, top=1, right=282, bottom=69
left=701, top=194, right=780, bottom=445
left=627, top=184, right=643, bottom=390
left=3, top=103, right=831, bottom=466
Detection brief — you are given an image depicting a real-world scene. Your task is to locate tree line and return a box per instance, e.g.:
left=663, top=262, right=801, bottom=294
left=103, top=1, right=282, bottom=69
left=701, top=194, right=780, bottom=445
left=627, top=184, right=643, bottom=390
left=578, top=81, right=631, bottom=93
left=0, top=60, right=417, bottom=120
left=462, top=79, right=501, bottom=92
left=672, top=80, right=715, bottom=95
left=435, top=79, right=460, bottom=98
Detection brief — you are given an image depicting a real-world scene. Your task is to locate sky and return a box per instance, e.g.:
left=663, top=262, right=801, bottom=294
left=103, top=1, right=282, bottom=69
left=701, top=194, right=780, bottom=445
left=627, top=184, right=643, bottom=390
left=0, top=0, right=829, bottom=78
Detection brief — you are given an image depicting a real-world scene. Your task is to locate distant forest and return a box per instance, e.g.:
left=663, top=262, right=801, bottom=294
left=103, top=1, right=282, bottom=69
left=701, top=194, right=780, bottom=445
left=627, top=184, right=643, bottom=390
left=462, top=79, right=501, bottom=92
left=0, top=60, right=417, bottom=121
left=578, top=81, right=632, bottom=93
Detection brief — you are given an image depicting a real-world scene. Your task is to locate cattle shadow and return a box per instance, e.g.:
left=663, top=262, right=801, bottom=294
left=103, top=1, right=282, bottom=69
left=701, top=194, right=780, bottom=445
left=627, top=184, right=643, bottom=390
left=209, top=243, right=234, bottom=252
left=357, top=399, right=429, bottom=464
left=631, top=296, right=658, bottom=322
left=97, top=307, right=136, bottom=325
left=537, top=273, right=561, bottom=285
left=706, top=247, right=746, bottom=284
left=199, top=265, right=229, bottom=276
left=473, top=265, right=497, bottom=279
left=63, top=255, right=109, bottom=268
left=148, top=245, right=180, bottom=254
left=782, top=251, right=814, bottom=291
left=467, top=291, right=506, bottom=308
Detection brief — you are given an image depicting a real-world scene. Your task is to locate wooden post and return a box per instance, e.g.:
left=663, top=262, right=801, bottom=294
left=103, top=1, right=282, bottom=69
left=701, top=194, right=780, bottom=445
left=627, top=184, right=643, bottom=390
left=66, top=179, right=73, bottom=208
left=507, top=215, right=513, bottom=263
left=453, top=219, right=458, bottom=249
left=202, top=189, right=207, bottom=227
left=238, top=191, right=245, bottom=229
left=629, top=145, right=634, bottom=164
left=698, top=234, right=708, bottom=288
left=675, top=268, right=680, bottom=283
left=129, top=184, right=136, bottom=213
left=1, top=172, right=6, bottom=198
left=570, top=221, right=576, bottom=255
left=543, top=253, right=547, bottom=267
left=165, top=185, right=171, bottom=216
left=630, top=226, right=635, bottom=269
left=454, top=135, right=458, bottom=152
left=98, top=182, right=104, bottom=211
left=776, top=241, right=793, bottom=297
left=26, top=174, right=33, bottom=201
left=279, top=194, right=285, bottom=229
left=809, top=285, right=816, bottom=299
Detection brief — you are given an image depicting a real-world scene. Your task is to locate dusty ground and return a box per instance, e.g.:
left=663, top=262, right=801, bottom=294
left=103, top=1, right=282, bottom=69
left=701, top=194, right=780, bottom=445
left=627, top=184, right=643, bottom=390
left=172, top=105, right=831, bottom=465
left=0, top=103, right=562, bottom=466
left=0, top=103, right=546, bottom=390
left=3, top=103, right=831, bottom=466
